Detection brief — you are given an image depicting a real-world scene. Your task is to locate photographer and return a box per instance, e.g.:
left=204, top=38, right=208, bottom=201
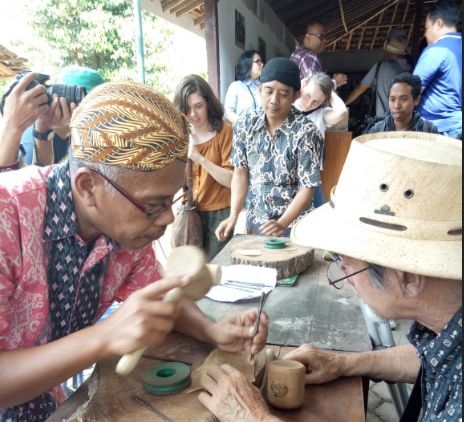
left=0, top=66, right=103, bottom=171
left=21, top=66, right=104, bottom=166
left=0, top=72, right=51, bottom=171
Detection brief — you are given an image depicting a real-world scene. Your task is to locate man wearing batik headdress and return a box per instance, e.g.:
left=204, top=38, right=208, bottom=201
left=0, top=82, right=269, bottom=421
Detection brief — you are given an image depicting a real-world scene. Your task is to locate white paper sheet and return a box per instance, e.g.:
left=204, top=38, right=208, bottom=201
left=205, top=265, right=277, bottom=302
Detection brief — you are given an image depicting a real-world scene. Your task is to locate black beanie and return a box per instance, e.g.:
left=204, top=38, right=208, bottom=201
left=260, top=57, right=301, bottom=91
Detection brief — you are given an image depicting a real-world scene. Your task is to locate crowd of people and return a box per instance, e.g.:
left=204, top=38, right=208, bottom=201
left=0, top=0, right=461, bottom=421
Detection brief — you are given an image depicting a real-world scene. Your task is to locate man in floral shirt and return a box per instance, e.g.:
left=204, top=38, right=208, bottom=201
left=216, top=57, right=324, bottom=240
left=0, top=82, right=269, bottom=421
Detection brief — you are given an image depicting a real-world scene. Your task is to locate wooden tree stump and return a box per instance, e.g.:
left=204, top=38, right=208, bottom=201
left=230, top=238, right=314, bottom=279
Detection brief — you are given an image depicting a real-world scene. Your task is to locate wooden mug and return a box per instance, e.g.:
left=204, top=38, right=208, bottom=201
left=266, top=360, right=306, bottom=409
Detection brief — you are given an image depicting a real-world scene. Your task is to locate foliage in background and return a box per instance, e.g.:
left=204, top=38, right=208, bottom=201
left=32, top=0, right=176, bottom=96
left=0, top=0, right=206, bottom=98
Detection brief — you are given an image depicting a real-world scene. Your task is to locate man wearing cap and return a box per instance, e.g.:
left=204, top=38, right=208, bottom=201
left=215, top=57, right=323, bottom=240
left=366, top=72, right=438, bottom=134
left=413, top=1, right=462, bottom=139
left=345, top=36, right=411, bottom=119
left=0, top=82, right=269, bottom=421
left=290, top=21, right=348, bottom=90
left=201, top=134, right=462, bottom=422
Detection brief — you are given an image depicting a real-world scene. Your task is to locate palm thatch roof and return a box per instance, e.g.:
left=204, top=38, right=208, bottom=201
left=0, top=44, right=28, bottom=78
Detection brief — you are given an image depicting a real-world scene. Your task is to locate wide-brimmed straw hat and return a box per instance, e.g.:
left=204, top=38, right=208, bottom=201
left=291, top=131, right=462, bottom=280
left=384, top=37, right=408, bottom=55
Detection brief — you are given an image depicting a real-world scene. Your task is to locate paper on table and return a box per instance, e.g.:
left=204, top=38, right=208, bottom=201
left=205, top=265, right=277, bottom=302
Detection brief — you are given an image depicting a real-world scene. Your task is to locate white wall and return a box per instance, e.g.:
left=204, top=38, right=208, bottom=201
left=217, top=0, right=295, bottom=101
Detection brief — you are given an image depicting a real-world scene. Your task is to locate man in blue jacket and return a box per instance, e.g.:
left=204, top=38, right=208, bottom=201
left=413, top=1, right=462, bottom=139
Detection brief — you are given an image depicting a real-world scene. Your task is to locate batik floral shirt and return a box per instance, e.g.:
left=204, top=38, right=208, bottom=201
left=0, top=162, right=161, bottom=420
left=407, top=308, right=462, bottom=421
left=232, top=107, right=323, bottom=235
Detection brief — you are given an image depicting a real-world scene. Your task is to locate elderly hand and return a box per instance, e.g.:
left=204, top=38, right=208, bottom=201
left=210, top=309, right=269, bottom=355
left=283, top=344, right=346, bottom=384
left=259, top=220, right=285, bottom=237
left=96, top=276, right=189, bottom=356
left=2, top=72, right=49, bottom=135
left=333, top=73, right=348, bottom=89
left=199, top=364, right=279, bottom=422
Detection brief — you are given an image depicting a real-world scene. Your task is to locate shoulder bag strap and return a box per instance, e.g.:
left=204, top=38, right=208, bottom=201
left=244, top=82, right=257, bottom=111
left=399, top=365, right=423, bottom=422
left=367, top=62, right=382, bottom=117
left=186, top=158, right=196, bottom=208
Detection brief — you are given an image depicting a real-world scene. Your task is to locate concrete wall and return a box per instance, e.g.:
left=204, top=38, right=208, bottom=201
left=217, top=0, right=295, bottom=101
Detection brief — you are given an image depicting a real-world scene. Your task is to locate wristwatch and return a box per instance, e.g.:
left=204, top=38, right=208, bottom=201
left=33, top=126, right=53, bottom=141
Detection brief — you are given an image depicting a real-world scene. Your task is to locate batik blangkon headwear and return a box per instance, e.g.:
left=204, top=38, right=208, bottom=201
left=70, top=81, right=189, bottom=171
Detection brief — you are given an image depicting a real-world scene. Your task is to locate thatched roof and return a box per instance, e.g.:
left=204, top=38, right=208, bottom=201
left=0, top=44, right=28, bottom=78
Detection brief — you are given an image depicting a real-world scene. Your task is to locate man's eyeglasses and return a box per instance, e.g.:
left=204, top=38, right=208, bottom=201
left=254, top=59, right=263, bottom=65
left=307, top=32, right=330, bottom=42
left=326, top=253, right=370, bottom=289
left=80, top=164, right=186, bottom=220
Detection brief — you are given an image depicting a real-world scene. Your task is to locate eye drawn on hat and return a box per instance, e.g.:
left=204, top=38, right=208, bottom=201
left=379, top=183, right=389, bottom=192
left=374, top=205, right=395, bottom=216
left=404, top=189, right=414, bottom=199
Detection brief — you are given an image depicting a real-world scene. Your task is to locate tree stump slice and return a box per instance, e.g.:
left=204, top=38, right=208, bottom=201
left=230, top=238, right=314, bottom=279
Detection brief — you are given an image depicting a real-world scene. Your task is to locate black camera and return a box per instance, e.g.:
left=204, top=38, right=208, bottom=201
left=0, top=70, right=87, bottom=115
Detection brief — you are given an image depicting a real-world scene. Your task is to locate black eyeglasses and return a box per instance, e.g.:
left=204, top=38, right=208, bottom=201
left=80, top=164, right=186, bottom=220
left=307, top=32, right=330, bottom=41
left=326, top=254, right=370, bottom=289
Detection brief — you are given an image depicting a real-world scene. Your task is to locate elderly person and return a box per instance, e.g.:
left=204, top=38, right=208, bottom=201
left=0, top=82, right=268, bottom=421
left=201, top=134, right=462, bottom=421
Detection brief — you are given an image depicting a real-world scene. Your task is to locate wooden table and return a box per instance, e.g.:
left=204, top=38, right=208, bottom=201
left=199, top=234, right=371, bottom=352
left=47, top=335, right=366, bottom=422
left=47, top=235, right=371, bottom=421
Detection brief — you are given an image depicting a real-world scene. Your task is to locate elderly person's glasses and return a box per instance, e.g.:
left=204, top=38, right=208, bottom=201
left=326, top=253, right=370, bottom=289
left=307, top=32, right=330, bottom=42
left=79, top=164, right=186, bottom=220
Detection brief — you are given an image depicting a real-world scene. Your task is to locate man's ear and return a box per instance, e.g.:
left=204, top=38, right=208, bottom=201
left=402, top=272, right=425, bottom=297
left=414, top=95, right=421, bottom=107
left=293, top=90, right=301, bottom=102
left=73, top=169, right=98, bottom=208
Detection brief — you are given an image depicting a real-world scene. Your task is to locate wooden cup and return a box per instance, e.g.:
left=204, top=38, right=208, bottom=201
left=266, top=360, right=306, bottom=409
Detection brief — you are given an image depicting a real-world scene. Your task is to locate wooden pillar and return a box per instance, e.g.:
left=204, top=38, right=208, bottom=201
left=204, top=0, right=220, bottom=98
left=410, top=0, right=424, bottom=58
left=321, top=132, right=353, bottom=200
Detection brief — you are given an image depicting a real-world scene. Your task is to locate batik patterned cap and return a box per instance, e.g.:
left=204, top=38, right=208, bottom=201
left=70, top=81, right=189, bottom=171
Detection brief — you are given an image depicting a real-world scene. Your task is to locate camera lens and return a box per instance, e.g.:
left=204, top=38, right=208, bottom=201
left=48, top=84, right=87, bottom=106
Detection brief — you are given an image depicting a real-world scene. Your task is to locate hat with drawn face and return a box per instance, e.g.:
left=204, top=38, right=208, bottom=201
left=70, top=81, right=189, bottom=171
left=291, top=132, right=462, bottom=280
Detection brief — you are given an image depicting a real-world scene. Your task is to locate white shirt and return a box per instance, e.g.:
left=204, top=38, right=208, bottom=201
left=224, top=80, right=261, bottom=123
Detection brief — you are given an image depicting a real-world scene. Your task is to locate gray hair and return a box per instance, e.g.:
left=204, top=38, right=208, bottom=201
left=68, top=150, right=133, bottom=197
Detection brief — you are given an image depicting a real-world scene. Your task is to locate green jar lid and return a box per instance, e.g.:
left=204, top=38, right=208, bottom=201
left=264, top=238, right=286, bottom=249
left=143, top=362, right=191, bottom=395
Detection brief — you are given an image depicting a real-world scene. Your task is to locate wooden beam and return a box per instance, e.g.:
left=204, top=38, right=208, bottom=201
left=410, top=0, right=424, bottom=57
left=357, top=27, right=365, bottom=49
left=193, top=15, right=204, bottom=26
left=326, top=0, right=401, bottom=47
left=161, top=0, right=185, bottom=12
left=370, top=12, right=384, bottom=50
left=176, top=0, right=203, bottom=17
left=170, top=0, right=194, bottom=14
left=204, top=0, right=220, bottom=98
